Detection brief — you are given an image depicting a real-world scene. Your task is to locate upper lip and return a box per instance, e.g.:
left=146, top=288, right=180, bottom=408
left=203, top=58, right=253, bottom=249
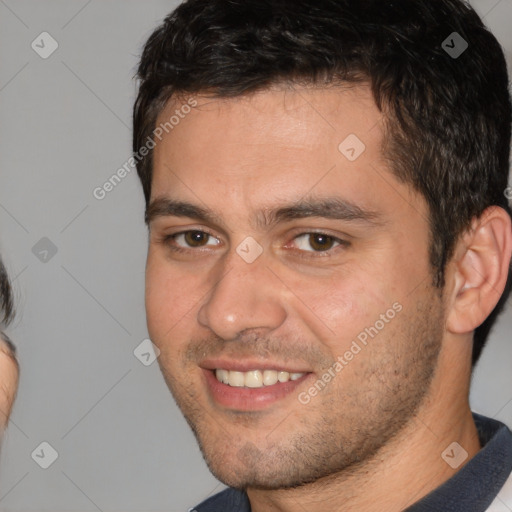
left=200, top=358, right=311, bottom=374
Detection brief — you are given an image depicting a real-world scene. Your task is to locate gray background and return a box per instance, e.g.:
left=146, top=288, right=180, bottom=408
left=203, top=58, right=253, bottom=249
left=0, top=1, right=510, bottom=510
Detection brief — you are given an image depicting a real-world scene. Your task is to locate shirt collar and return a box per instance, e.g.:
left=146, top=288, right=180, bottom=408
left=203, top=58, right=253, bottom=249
left=195, top=414, right=512, bottom=512
left=405, top=413, right=512, bottom=512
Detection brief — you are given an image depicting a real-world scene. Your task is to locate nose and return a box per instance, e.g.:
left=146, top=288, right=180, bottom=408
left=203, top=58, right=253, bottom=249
left=197, top=250, right=287, bottom=341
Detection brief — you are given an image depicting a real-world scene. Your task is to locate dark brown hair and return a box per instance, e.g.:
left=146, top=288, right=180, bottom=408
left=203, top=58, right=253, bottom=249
left=133, top=0, right=512, bottom=366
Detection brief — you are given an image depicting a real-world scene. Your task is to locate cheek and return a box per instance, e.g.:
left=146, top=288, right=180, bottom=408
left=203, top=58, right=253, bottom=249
left=299, top=271, right=401, bottom=352
left=324, top=271, right=379, bottom=314
left=145, top=253, right=195, bottom=340
left=145, top=263, right=199, bottom=371
left=315, top=290, right=355, bottom=329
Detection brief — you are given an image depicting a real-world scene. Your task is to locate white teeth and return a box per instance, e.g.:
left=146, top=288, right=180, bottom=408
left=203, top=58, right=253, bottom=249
left=278, top=371, right=289, bottom=382
left=229, top=371, right=245, bottom=387
left=263, top=370, right=278, bottom=386
left=215, top=369, right=306, bottom=387
left=215, top=369, right=230, bottom=384
left=244, top=370, right=263, bottom=388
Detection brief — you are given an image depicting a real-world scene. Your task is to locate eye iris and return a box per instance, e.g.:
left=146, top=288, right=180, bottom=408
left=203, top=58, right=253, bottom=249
left=309, top=233, right=334, bottom=251
left=185, top=231, right=208, bottom=247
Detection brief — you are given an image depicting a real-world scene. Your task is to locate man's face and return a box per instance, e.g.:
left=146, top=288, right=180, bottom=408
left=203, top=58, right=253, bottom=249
left=145, top=85, right=445, bottom=488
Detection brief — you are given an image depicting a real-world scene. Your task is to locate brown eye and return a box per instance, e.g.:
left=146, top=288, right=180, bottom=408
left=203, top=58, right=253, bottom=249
left=293, top=233, right=341, bottom=252
left=308, top=233, right=336, bottom=251
left=184, top=231, right=210, bottom=247
left=172, top=230, right=220, bottom=249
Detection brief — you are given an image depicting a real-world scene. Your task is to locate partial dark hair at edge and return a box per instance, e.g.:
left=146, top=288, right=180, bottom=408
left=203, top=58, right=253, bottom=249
left=0, top=256, right=14, bottom=327
left=133, top=0, right=512, bottom=367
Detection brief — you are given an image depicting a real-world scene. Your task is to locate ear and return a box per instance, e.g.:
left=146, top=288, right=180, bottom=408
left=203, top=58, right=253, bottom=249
left=446, top=206, right=512, bottom=334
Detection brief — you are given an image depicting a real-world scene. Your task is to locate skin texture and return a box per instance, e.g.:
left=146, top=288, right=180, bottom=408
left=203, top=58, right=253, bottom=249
left=144, top=85, right=511, bottom=511
left=0, top=334, right=18, bottom=434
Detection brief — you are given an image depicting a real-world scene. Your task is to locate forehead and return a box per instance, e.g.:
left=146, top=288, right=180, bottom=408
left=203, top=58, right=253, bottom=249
left=150, top=84, right=425, bottom=226
left=155, top=84, right=381, bottom=156
left=155, top=85, right=376, bottom=175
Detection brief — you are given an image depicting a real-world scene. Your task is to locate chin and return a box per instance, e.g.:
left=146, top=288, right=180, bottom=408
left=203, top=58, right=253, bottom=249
left=196, top=434, right=348, bottom=491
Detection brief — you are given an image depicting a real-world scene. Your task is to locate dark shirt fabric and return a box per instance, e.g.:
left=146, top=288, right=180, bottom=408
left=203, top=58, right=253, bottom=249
left=193, top=414, right=512, bottom=512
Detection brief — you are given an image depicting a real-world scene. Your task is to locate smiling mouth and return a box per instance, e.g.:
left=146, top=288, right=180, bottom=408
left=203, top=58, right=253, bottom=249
left=215, top=369, right=306, bottom=388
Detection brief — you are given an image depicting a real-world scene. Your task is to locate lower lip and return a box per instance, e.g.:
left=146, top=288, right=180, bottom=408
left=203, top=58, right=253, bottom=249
left=202, top=369, right=311, bottom=411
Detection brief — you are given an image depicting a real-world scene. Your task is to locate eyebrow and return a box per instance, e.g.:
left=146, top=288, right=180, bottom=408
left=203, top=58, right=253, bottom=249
left=145, top=197, right=383, bottom=229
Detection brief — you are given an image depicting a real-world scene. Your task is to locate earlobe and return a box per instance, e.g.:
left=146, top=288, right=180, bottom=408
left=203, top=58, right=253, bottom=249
left=446, top=206, right=512, bottom=335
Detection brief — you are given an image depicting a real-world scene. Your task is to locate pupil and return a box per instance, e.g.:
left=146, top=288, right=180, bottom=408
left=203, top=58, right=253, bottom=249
left=311, top=234, right=332, bottom=251
left=187, top=231, right=207, bottom=246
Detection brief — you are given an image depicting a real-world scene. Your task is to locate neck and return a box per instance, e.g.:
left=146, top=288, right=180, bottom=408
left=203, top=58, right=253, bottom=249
left=247, top=342, right=480, bottom=512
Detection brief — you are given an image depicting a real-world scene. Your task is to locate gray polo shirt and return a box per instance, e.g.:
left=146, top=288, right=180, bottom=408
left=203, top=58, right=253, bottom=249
left=193, top=414, right=512, bottom=511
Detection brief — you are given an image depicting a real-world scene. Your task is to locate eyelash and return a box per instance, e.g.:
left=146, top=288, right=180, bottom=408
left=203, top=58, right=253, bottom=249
left=162, top=230, right=219, bottom=254
left=160, top=230, right=348, bottom=257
